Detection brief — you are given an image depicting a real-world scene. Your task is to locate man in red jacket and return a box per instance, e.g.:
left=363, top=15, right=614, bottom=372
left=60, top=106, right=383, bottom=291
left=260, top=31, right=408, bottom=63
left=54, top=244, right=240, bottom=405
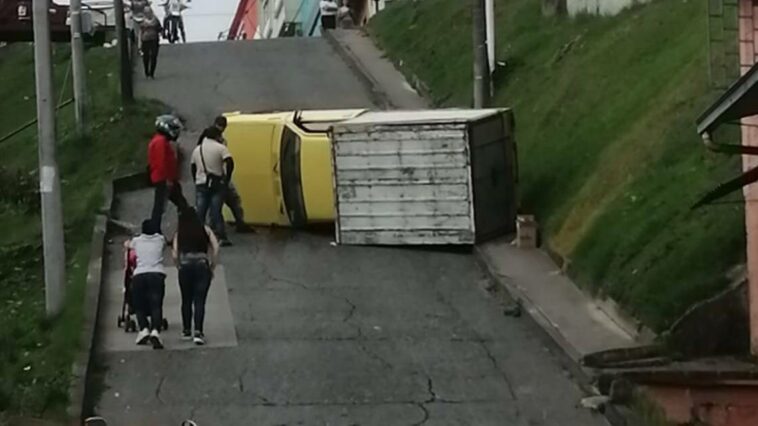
left=149, top=115, right=186, bottom=233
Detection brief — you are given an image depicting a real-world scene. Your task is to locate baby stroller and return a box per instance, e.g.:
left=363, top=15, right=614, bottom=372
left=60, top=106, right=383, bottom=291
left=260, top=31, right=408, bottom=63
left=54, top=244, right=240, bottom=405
left=117, top=248, right=168, bottom=332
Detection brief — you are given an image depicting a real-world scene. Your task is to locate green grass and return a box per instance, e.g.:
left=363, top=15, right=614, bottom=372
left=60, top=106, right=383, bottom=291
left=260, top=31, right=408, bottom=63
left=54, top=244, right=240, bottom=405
left=0, top=43, right=162, bottom=421
left=371, top=0, right=745, bottom=330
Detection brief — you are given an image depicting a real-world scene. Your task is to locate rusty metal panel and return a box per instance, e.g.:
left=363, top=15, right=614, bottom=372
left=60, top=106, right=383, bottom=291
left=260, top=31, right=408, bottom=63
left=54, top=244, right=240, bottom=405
left=331, top=109, right=515, bottom=245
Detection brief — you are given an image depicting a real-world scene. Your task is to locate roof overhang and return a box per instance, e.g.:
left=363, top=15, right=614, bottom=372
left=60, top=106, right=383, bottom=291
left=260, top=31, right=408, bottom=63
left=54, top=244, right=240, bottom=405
left=697, top=62, right=758, bottom=135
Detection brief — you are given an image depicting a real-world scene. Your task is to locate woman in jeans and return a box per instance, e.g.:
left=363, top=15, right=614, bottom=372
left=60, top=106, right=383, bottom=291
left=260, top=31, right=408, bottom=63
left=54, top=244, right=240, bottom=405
left=172, top=206, right=219, bottom=345
left=126, top=219, right=167, bottom=349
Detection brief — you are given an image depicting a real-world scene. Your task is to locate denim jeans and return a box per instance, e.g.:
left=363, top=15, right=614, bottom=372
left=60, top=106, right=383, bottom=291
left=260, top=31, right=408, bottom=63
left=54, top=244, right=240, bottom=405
left=131, top=272, right=166, bottom=331
left=196, top=184, right=226, bottom=239
left=225, top=182, right=245, bottom=225
left=178, top=255, right=212, bottom=333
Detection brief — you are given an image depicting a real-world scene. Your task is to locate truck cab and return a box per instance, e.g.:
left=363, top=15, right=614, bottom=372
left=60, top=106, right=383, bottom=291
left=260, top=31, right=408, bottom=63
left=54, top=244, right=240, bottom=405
left=224, top=109, right=366, bottom=227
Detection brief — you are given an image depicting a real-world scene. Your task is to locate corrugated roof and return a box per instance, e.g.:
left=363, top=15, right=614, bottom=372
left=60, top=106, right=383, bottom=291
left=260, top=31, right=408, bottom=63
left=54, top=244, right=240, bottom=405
left=697, top=62, right=758, bottom=134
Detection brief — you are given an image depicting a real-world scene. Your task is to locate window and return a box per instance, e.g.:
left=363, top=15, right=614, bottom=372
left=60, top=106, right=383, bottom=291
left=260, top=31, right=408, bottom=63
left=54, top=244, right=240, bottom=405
left=279, top=125, right=307, bottom=227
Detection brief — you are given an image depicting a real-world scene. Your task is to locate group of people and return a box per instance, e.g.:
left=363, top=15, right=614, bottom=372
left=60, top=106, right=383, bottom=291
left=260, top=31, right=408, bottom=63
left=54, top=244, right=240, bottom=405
left=320, top=0, right=355, bottom=30
left=126, top=0, right=190, bottom=79
left=125, top=114, right=251, bottom=349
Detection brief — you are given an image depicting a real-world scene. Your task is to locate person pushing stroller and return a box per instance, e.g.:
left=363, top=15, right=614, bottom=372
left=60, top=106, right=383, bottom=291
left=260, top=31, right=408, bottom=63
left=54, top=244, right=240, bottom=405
left=125, top=219, right=168, bottom=349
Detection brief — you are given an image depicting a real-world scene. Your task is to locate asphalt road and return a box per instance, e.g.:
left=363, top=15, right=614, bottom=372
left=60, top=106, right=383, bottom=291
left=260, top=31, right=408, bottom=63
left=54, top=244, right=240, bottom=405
left=92, top=38, right=606, bottom=426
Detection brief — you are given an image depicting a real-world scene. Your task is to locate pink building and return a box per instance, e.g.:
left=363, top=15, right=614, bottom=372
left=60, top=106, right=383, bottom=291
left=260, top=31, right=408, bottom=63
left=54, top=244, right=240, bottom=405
left=657, top=1, right=758, bottom=424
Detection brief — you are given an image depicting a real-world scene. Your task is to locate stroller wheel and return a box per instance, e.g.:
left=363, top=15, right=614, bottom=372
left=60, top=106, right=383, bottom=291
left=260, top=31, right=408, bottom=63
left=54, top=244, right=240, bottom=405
left=162, top=318, right=169, bottom=331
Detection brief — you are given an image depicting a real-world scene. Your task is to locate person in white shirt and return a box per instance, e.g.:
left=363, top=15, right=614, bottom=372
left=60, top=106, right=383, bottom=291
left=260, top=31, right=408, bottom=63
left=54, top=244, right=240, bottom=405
left=191, top=126, right=235, bottom=246
left=126, top=0, right=151, bottom=53
left=161, top=0, right=189, bottom=43
left=320, top=0, right=338, bottom=30
left=338, top=2, right=354, bottom=29
left=125, top=219, right=167, bottom=349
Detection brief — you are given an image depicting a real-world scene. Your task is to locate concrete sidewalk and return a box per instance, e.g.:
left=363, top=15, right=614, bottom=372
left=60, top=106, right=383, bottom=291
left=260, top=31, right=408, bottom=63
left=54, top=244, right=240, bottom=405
left=478, top=240, right=651, bottom=363
left=325, top=30, right=429, bottom=110
left=329, top=29, right=651, bottom=364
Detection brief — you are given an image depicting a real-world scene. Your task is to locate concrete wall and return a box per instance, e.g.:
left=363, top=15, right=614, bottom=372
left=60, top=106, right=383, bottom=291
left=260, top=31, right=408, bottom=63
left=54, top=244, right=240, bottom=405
left=566, top=0, right=649, bottom=16
left=648, top=384, right=758, bottom=426
left=739, top=0, right=758, bottom=355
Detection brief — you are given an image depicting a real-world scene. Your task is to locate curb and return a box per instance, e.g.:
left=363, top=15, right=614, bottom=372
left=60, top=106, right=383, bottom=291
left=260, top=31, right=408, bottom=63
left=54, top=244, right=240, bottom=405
left=322, top=30, right=395, bottom=110
left=474, top=245, right=630, bottom=426
left=66, top=171, right=146, bottom=425
left=473, top=245, right=584, bottom=362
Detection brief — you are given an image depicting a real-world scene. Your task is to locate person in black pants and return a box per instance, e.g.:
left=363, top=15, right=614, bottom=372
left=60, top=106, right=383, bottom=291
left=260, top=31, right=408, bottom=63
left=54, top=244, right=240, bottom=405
left=320, top=0, right=338, bottom=30
left=140, top=8, right=162, bottom=78
left=196, top=116, right=254, bottom=234
left=126, top=219, right=168, bottom=349
left=172, top=206, right=219, bottom=345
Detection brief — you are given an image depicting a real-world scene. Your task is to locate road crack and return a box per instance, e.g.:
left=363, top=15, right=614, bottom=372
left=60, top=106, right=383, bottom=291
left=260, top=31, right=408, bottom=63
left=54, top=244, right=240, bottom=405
left=425, top=377, right=437, bottom=403
left=342, top=297, right=357, bottom=322
left=412, top=402, right=431, bottom=426
left=479, top=341, right=518, bottom=401
left=355, top=326, right=393, bottom=370
left=155, top=376, right=166, bottom=405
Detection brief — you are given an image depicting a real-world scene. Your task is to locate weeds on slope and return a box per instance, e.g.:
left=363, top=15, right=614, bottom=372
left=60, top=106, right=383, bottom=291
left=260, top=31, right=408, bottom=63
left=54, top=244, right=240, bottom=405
left=0, top=43, right=161, bottom=420
left=370, top=0, right=745, bottom=330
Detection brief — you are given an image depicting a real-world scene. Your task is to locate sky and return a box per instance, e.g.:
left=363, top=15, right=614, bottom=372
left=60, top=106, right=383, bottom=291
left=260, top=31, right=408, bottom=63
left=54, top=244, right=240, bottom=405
left=155, top=0, right=240, bottom=42
left=55, top=0, right=241, bottom=43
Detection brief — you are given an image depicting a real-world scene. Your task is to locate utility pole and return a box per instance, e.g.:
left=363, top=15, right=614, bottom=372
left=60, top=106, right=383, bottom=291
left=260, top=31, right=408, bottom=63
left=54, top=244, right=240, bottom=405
left=472, top=0, right=491, bottom=108
left=485, top=0, right=495, bottom=97
left=69, top=0, right=88, bottom=133
left=114, top=0, right=133, bottom=103
left=32, top=0, right=66, bottom=317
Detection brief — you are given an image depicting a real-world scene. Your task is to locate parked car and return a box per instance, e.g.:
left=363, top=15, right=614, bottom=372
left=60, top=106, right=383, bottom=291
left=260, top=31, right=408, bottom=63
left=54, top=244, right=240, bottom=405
left=0, top=0, right=112, bottom=43
left=0, top=0, right=69, bottom=42
left=224, top=109, right=367, bottom=227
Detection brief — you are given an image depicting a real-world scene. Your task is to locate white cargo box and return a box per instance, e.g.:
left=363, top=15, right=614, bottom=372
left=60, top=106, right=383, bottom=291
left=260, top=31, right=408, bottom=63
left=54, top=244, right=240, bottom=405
left=330, top=108, right=518, bottom=245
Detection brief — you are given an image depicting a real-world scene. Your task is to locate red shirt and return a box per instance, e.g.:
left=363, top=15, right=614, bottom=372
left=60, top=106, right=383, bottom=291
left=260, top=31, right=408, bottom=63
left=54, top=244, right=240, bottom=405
left=148, top=133, right=178, bottom=184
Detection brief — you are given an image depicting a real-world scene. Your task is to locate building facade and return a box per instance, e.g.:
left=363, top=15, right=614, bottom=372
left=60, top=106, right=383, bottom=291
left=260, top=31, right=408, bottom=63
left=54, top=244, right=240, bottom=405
left=228, top=0, right=391, bottom=40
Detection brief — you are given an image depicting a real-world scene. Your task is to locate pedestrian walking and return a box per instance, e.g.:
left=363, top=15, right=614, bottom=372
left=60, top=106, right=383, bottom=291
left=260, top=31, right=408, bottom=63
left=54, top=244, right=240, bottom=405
left=196, top=116, right=254, bottom=234
left=125, top=219, right=167, bottom=349
left=148, top=114, right=186, bottom=234
left=140, top=7, right=162, bottom=79
left=339, top=1, right=355, bottom=29
left=320, top=0, right=338, bottom=30
left=191, top=126, right=235, bottom=246
left=160, top=0, right=189, bottom=43
left=172, top=206, right=219, bottom=345
left=127, top=0, right=150, bottom=54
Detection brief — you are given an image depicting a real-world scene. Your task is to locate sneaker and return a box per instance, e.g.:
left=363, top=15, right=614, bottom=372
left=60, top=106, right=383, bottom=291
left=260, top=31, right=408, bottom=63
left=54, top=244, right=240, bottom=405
left=135, top=328, right=150, bottom=345
left=220, top=238, right=233, bottom=247
left=150, top=329, right=164, bottom=350
left=193, top=331, right=206, bottom=346
left=182, top=330, right=192, bottom=341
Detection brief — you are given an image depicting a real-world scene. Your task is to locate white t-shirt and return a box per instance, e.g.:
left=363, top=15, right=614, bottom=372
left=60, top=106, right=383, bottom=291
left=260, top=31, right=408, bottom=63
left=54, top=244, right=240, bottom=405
left=129, top=234, right=166, bottom=276
left=167, top=0, right=185, bottom=16
left=191, top=138, right=232, bottom=185
left=320, top=0, right=339, bottom=16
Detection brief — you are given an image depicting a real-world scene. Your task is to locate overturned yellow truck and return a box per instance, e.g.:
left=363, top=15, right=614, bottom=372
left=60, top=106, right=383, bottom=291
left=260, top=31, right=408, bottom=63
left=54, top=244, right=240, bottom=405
left=224, top=108, right=518, bottom=245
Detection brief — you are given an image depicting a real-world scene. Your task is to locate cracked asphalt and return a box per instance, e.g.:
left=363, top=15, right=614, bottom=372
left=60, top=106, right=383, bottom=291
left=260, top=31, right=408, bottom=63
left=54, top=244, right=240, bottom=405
left=91, top=39, right=606, bottom=425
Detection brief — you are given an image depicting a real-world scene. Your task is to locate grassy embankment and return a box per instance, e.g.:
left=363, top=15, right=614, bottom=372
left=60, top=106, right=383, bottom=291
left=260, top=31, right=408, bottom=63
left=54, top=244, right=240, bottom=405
left=0, top=43, right=161, bottom=421
left=371, top=0, right=745, bottom=331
